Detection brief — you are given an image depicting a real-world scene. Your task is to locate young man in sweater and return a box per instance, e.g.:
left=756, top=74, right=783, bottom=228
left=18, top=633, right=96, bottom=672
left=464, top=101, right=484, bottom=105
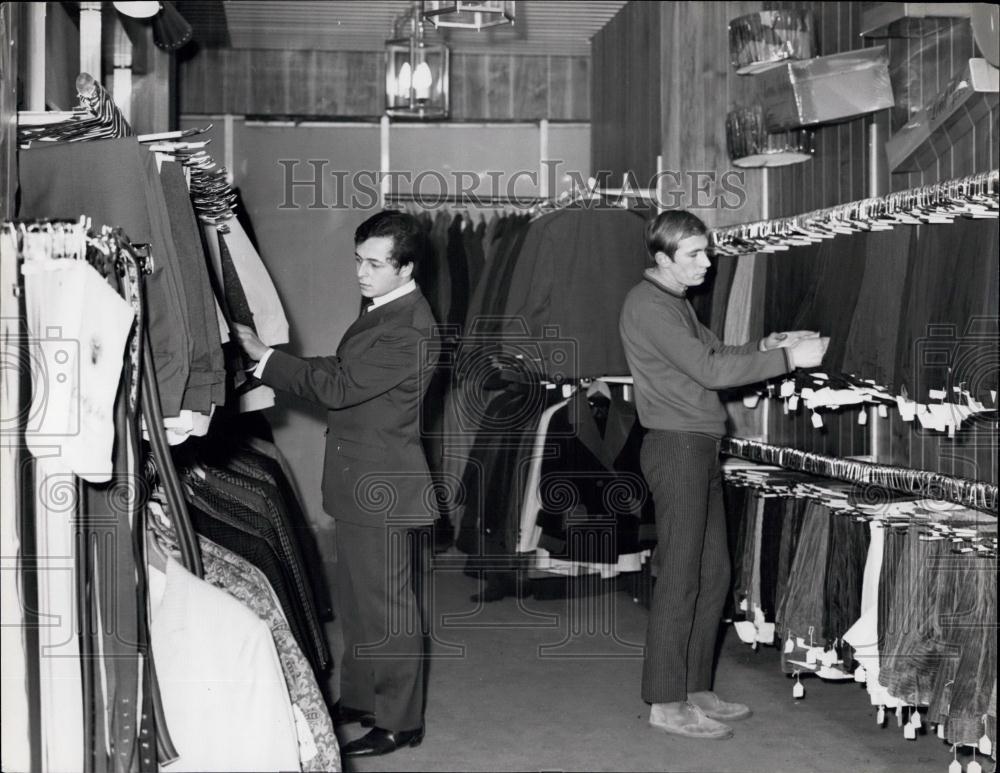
left=619, top=210, right=828, bottom=740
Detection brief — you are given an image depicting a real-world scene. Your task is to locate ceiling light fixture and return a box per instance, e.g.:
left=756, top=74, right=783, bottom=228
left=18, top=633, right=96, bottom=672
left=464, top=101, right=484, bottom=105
left=422, top=1, right=515, bottom=30
left=385, top=1, right=450, bottom=119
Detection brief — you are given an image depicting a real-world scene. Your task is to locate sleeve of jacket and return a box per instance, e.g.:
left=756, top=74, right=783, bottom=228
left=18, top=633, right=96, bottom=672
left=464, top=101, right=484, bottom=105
left=642, top=303, right=791, bottom=390
left=260, top=327, right=423, bottom=409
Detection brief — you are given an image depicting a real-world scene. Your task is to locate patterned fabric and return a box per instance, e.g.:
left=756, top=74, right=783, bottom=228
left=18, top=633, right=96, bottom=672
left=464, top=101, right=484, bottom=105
left=77, top=75, right=134, bottom=138
left=202, top=466, right=329, bottom=670
left=198, top=538, right=341, bottom=772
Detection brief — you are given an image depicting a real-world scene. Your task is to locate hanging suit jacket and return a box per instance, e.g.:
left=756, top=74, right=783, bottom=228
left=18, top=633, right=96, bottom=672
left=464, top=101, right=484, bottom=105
left=260, top=289, right=438, bottom=527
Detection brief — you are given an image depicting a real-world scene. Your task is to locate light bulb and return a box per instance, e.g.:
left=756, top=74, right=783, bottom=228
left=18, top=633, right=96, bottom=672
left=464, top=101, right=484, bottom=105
left=413, top=62, right=433, bottom=100
left=397, top=62, right=412, bottom=98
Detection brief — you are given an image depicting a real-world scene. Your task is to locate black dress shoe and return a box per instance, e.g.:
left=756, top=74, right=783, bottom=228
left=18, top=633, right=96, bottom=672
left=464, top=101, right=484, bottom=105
left=330, top=701, right=375, bottom=728
left=470, top=572, right=532, bottom=603
left=341, top=726, right=424, bottom=757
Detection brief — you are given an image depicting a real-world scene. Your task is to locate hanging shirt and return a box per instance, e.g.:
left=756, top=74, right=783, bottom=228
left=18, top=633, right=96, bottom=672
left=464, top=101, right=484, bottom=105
left=148, top=557, right=300, bottom=773
left=22, top=258, right=135, bottom=482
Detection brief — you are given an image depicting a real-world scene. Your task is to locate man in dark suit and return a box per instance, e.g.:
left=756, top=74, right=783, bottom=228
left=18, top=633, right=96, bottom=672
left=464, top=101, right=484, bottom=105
left=233, top=210, right=437, bottom=757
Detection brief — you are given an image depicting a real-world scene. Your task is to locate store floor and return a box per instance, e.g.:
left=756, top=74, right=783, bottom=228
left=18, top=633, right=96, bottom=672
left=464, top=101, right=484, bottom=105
left=334, top=551, right=954, bottom=773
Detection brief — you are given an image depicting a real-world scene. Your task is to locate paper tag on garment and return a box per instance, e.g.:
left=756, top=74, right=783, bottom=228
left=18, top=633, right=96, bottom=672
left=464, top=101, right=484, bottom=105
left=967, top=760, right=983, bottom=773
left=805, top=647, right=823, bottom=665
left=910, top=710, right=922, bottom=728
left=903, top=723, right=916, bottom=740
left=780, top=380, right=795, bottom=398
left=788, top=395, right=800, bottom=411
left=734, top=620, right=757, bottom=644
left=896, top=396, right=916, bottom=421
left=853, top=665, right=867, bottom=683
left=928, top=388, right=947, bottom=400
left=938, top=723, right=947, bottom=740
left=811, top=412, right=824, bottom=429
left=878, top=403, right=888, bottom=418
left=820, top=649, right=839, bottom=667
left=948, top=760, right=962, bottom=773
left=743, top=392, right=761, bottom=408
left=858, top=409, right=868, bottom=425
left=756, top=622, right=776, bottom=645
left=979, top=733, right=992, bottom=756
left=793, top=681, right=804, bottom=699
left=784, top=638, right=795, bottom=654
left=877, top=707, right=885, bottom=725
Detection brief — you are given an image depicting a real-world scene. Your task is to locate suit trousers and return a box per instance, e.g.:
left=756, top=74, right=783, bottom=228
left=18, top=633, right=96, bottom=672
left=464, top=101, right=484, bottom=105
left=640, top=430, right=731, bottom=704
left=335, top=520, right=430, bottom=732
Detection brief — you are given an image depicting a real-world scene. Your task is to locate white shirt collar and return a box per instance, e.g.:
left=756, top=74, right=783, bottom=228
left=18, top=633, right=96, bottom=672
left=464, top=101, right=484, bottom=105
left=369, top=279, right=417, bottom=309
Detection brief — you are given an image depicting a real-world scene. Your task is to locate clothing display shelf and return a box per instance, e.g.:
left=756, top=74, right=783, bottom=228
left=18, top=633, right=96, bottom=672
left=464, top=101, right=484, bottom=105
left=722, top=436, right=998, bottom=515
left=711, top=169, right=999, bottom=256
left=17, top=72, right=132, bottom=146
left=6, top=218, right=204, bottom=578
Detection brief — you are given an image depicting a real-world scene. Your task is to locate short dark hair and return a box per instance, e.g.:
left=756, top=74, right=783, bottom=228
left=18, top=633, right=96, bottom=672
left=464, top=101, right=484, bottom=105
left=354, top=210, right=424, bottom=273
left=645, top=210, right=709, bottom=261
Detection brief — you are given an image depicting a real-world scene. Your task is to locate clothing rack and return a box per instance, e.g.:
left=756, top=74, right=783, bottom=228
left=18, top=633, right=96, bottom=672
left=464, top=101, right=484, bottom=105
left=384, top=192, right=547, bottom=209
left=6, top=219, right=204, bottom=576
left=721, top=436, right=998, bottom=515
left=712, top=169, right=999, bottom=256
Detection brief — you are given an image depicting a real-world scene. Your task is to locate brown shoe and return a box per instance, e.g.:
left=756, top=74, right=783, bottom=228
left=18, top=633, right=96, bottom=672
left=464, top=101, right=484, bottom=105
left=649, top=702, right=733, bottom=740
left=687, top=691, right=753, bottom=721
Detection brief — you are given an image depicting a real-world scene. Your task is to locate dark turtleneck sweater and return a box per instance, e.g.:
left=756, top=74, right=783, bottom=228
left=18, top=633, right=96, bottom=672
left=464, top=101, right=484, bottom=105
left=619, top=271, right=791, bottom=436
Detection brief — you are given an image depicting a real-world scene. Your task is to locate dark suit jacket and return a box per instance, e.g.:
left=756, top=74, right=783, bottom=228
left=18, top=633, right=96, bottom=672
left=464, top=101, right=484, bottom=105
left=261, top=289, right=438, bottom=527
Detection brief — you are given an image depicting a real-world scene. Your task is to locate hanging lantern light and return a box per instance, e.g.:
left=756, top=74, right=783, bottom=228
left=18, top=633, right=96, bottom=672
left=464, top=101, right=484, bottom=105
left=422, top=1, right=515, bottom=30
left=385, top=1, right=450, bottom=119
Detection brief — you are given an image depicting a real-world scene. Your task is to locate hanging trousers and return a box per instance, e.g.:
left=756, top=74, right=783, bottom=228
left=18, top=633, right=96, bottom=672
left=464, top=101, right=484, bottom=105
left=640, top=430, right=731, bottom=704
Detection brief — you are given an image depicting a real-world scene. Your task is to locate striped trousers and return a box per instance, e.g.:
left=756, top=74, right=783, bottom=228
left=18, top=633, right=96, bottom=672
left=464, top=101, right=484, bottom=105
left=640, top=430, right=731, bottom=704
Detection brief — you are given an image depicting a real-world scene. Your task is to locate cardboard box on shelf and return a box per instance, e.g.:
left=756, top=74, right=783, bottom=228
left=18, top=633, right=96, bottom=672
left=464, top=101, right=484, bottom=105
left=760, top=47, right=895, bottom=131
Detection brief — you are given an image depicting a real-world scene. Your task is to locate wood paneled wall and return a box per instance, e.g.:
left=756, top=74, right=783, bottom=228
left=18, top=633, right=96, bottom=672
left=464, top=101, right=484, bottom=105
left=763, top=1, right=870, bottom=218
left=590, top=0, right=660, bottom=190
left=178, top=48, right=589, bottom=120
left=1, top=2, right=18, bottom=219
left=764, top=2, right=998, bottom=214
left=591, top=1, right=767, bottom=227
left=882, top=18, right=997, bottom=190
left=590, top=1, right=997, bottom=487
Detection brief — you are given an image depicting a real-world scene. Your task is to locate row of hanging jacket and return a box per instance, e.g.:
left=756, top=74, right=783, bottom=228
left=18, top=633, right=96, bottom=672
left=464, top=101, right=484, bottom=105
left=18, top=113, right=290, bottom=431
left=721, top=460, right=996, bottom=759
left=4, top=217, right=338, bottom=773
left=145, top=431, right=339, bottom=773
left=2, top=220, right=209, bottom=773
left=399, top=201, right=657, bottom=589
left=6, top=73, right=335, bottom=773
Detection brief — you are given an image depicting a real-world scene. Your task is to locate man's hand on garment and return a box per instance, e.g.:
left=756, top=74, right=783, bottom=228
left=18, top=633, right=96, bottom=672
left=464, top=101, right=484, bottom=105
left=232, top=323, right=269, bottom=361
left=761, top=330, right=820, bottom=351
